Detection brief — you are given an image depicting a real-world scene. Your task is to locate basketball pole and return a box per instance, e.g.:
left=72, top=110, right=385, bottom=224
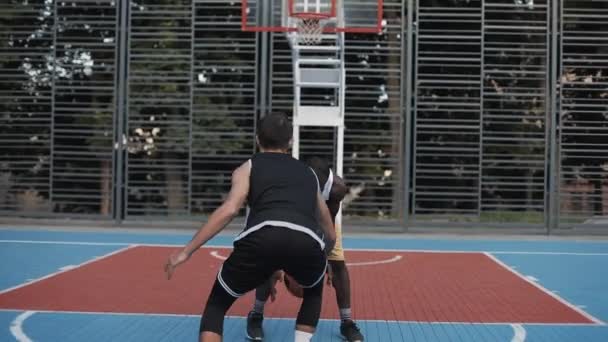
left=288, top=0, right=346, bottom=227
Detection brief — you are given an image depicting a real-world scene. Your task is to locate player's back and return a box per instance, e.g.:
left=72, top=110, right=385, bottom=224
left=245, top=152, right=321, bottom=237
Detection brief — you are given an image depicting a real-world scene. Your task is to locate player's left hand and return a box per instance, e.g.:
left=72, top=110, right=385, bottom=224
left=165, top=250, right=190, bottom=280
left=269, top=270, right=283, bottom=302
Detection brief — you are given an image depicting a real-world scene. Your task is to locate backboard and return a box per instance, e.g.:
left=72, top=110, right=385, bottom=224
left=241, top=0, right=383, bottom=33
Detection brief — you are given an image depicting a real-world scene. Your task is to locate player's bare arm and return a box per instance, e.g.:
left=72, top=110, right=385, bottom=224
left=326, top=174, right=348, bottom=220
left=165, top=161, right=250, bottom=279
left=330, top=175, right=348, bottom=202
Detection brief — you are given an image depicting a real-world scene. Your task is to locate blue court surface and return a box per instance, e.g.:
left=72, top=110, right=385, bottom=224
left=0, top=227, right=607, bottom=341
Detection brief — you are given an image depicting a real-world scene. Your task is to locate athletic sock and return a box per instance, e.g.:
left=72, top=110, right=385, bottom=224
left=294, top=330, right=313, bottom=342
left=339, top=308, right=352, bottom=322
left=253, top=299, right=266, bottom=314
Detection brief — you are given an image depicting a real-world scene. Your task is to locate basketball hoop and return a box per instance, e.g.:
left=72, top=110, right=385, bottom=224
left=292, top=13, right=331, bottom=45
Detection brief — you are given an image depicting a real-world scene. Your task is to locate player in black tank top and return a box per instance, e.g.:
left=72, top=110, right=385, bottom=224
left=238, top=152, right=325, bottom=244
left=246, top=157, right=364, bottom=342
left=164, top=113, right=336, bottom=342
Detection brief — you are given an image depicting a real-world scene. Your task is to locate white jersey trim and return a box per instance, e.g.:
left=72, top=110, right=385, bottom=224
left=321, top=168, right=333, bottom=201
left=217, top=265, right=244, bottom=297
left=300, top=259, right=328, bottom=288
left=234, top=220, right=325, bottom=250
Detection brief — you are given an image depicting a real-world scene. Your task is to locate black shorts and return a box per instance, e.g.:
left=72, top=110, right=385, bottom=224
left=217, top=226, right=327, bottom=297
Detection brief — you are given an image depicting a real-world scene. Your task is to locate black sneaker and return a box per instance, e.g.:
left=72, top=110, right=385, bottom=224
left=340, top=320, right=364, bottom=342
left=246, top=311, right=264, bottom=341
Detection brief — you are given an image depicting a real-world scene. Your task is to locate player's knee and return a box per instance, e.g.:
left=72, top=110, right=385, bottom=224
left=199, top=280, right=237, bottom=335
left=296, top=281, right=323, bottom=327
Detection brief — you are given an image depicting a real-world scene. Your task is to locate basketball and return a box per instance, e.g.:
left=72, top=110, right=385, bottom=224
left=283, top=273, right=304, bottom=298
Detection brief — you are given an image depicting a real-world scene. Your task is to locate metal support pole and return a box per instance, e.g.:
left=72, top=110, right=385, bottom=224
left=188, top=1, right=195, bottom=215
left=49, top=0, right=58, bottom=212
left=478, top=0, right=485, bottom=218
left=114, top=0, right=129, bottom=222
left=292, top=125, right=300, bottom=158
left=411, top=0, right=420, bottom=223
left=292, top=49, right=301, bottom=159
left=335, top=123, right=345, bottom=229
left=401, top=0, right=413, bottom=231
left=335, top=31, right=345, bottom=226
left=258, top=0, right=271, bottom=120
left=547, top=0, right=560, bottom=233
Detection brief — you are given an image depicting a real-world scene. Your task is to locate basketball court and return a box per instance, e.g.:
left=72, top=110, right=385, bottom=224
left=1, top=0, right=607, bottom=341
left=1, top=227, right=607, bottom=341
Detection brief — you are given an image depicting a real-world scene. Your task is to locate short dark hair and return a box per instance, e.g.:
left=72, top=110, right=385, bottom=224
left=257, top=113, right=293, bottom=150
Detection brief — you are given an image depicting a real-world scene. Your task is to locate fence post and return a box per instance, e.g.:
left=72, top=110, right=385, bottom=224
left=113, top=0, right=129, bottom=223
left=547, top=0, right=560, bottom=234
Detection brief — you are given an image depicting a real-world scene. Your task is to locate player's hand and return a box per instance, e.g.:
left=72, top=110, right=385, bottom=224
left=165, top=249, right=190, bottom=280
left=326, top=263, right=333, bottom=286
left=269, top=270, right=283, bottom=302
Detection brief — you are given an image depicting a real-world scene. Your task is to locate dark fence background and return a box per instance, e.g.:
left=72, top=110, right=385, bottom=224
left=1, top=0, right=606, bottom=231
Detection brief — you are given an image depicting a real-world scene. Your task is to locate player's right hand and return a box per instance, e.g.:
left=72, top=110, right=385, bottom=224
left=165, top=249, right=190, bottom=280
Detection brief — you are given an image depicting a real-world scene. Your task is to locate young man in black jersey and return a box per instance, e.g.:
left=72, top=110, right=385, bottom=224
left=165, top=113, right=336, bottom=342
left=246, top=157, right=365, bottom=342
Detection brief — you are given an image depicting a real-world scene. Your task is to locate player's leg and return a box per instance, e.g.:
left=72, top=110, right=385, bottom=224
left=294, top=279, right=324, bottom=342
left=329, top=260, right=350, bottom=311
left=328, top=224, right=364, bottom=342
left=199, top=279, right=238, bottom=342
left=246, top=277, right=274, bottom=340
left=281, top=230, right=327, bottom=342
left=201, top=229, right=277, bottom=341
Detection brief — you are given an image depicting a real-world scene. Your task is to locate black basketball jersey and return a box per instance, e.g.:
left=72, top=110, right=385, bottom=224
left=234, top=152, right=325, bottom=249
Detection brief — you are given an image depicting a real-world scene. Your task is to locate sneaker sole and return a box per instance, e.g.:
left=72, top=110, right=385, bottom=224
left=341, top=335, right=363, bottom=342
left=246, top=333, right=263, bottom=341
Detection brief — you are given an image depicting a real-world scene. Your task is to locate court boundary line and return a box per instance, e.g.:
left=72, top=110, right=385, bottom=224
left=0, top=245, right=137, bottom=296
left=483, top=252, right=606, bottom=326
left=1, top=239, right=608, bottom=256
left=510, top=324, right=526, bottom=342
left=0, top=308, right=604, bottom=327
left=10, top=311, right=35, bottom=342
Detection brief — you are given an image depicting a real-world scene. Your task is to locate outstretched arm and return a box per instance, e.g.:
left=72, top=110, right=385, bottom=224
left=165, top=161, right=250, bottom=279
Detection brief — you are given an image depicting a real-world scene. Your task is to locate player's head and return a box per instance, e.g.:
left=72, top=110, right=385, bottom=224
left=256, top=112, right=292, bottom=151
left=306, top=156, right=331, bottom=185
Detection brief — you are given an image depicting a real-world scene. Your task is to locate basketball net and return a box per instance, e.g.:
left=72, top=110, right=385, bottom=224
left=295, top=17, right=325, bottom=45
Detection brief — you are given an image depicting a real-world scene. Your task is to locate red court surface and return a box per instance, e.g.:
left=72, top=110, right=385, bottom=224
left=0, top=246, right=594, bottom=324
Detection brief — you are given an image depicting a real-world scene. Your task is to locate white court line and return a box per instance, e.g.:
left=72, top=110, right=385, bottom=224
left=10, top=311, right=35, bottom=342
left=0, top=245, right=137, bottom=296
left=1, top=239, right=608, bottom=256
left=510, top=324, right=527, bottom=342
left=483, top=252, right=606, bottom=326
left=209, top=250, right=227, bottom=260
left=525, top=275, right=539, bottom=282
left=58, top=265, right=77, bottom=271
left=347, top=255, right=402, bottom=266
left=210, top=251, right=403, bottom=266
left=0, top=308, right=604, bottom=327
